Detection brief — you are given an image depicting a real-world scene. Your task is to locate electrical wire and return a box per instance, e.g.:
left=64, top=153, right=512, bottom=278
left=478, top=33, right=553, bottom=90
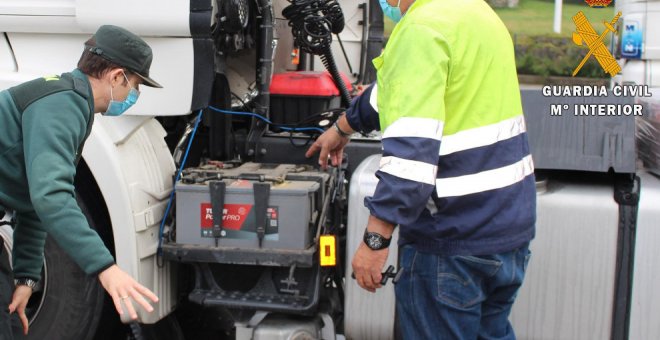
left=208, top=105, right=326, bottom=134
left=157, top=109, right=204, bottom=260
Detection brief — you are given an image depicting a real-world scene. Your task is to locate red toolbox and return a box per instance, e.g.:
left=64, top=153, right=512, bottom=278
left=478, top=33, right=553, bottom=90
left=269, top=71, right=352, bottom=126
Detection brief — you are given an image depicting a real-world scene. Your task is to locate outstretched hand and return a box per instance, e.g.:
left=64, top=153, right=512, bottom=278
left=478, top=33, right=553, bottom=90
left=305, top=123, right=351, bottom=170
left=98, top=264, right=159, bottom=320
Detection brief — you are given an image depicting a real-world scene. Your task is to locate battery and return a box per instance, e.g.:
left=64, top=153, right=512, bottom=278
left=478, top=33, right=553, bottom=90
left=175, top=162, right=326, bottom=250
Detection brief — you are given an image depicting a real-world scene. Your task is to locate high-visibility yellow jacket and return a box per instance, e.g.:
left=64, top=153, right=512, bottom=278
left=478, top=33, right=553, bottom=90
left=346, top=0, right=536, bottom=255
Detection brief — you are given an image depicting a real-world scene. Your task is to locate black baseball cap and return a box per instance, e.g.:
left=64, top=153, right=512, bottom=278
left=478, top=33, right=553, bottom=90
left=86, top=25, right=162, bottom=88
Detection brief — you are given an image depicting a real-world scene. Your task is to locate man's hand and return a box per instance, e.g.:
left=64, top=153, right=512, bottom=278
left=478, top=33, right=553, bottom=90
left=98, top=264, right=159, bottom=320
left=9, top=285, right=32, bottom=335
left=352, top=242, right=389, bottom=293
left=305, top=117, right=352, bottom=169
left=352, top=215, right=395, bottom=293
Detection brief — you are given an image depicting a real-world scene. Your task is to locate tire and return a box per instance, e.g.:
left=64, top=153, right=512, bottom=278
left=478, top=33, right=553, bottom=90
left=24, top=236, right=105, bottom=340
left=16, top=162, right=186, bottom=340
left=22, top=164, right=108, bottom=340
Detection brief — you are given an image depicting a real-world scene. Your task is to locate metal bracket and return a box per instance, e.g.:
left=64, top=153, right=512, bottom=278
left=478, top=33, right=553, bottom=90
left=280, top=264, right=300, bottom=295
left=209, top=180, right=227, bottom=246
left=253, top=182, right=271, bottom=247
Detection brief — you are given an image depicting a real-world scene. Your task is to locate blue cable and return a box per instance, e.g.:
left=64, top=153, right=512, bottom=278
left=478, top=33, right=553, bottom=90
left=207, top=105, right=326, bottom=134
left=157, top=109, right=204, bottom=255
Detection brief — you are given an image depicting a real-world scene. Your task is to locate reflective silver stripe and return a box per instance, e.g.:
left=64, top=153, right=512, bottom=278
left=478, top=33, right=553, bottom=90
left=369, top=84, right=378, bottom=112
left=382, top=117, right=444, bottom=141
left=439, top=115, right=526, bottom=156
left=379, top=156, right=438, bottom=185
left=435, top=155, right=534, bottom=198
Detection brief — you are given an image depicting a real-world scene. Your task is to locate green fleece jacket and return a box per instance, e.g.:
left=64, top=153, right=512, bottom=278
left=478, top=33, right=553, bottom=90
left=0, top=69, right=115, bottom=280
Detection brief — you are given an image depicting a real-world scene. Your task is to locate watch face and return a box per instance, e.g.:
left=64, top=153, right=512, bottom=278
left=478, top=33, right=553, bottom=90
left=367, top=234, right=382, bottom=249
left=364, top=230, right=390, bottom=250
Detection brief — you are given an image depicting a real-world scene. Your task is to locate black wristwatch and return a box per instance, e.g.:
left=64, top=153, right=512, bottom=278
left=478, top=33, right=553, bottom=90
left=363, top=229, right=392, bottom=250
left=14, top=278, right=38, bottom=290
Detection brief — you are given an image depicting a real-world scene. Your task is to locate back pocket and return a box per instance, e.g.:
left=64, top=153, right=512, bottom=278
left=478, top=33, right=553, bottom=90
left=436, top=255, right=502, bottom=309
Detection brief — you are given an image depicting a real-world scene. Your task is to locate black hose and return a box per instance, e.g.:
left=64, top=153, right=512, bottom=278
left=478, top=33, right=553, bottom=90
left=282, top=0, right=351, bottom=108
left=320, top=52, right=350, bottom=107
left=128, top=322, right=145, bottom=340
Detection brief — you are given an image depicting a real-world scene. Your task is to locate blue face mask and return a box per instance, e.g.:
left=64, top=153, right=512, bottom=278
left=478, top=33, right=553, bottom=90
left=379, top=0, right=402, bottom=23
left=104, top=72, right=140, bottom=116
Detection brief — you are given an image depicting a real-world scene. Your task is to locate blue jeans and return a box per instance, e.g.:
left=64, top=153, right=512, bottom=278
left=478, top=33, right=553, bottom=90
left=395, top=244, right=531, bottom=340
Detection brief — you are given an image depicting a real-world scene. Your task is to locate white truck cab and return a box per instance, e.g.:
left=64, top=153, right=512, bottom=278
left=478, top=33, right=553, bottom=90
left=0, top=0, right=382, bottom=338
left=2, top=1, right=659, bottom=340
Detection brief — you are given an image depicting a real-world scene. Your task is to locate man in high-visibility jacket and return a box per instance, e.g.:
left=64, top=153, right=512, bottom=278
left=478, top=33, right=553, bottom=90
left=306, top=0, right=536, bottom=337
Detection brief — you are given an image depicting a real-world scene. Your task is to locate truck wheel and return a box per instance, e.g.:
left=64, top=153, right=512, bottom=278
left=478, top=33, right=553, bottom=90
left=24, top=235, right=105, bottom=340
left=8, top=161, right=182, bottom=340
left=18, top=191, right=107, bottom=340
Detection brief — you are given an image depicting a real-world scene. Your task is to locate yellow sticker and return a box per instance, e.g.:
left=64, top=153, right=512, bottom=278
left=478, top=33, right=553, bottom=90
left=319, top=235, right=337, bottom=267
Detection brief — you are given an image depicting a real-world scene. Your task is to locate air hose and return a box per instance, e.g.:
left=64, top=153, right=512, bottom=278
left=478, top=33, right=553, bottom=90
left=128, top=322, right=145, bottom=340
left=282, top=0, right=352, bottom=108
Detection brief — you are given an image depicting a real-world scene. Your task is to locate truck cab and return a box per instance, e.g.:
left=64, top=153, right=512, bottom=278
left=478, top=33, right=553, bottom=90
left=2, top=1, right=660, bottom=340
left=0, top=0, right=383, bottom=338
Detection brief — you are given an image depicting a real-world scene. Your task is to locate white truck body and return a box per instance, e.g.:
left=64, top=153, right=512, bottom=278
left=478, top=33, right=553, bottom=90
left=614, top=0, right=660, bottom=88
left=1, top=1, right=376, bottom=336
left=1, top=0, right=658, bottom=339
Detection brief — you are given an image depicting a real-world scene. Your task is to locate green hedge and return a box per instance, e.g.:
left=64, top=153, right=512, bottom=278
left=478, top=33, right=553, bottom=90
left=514, top=34, right=609, bottom=78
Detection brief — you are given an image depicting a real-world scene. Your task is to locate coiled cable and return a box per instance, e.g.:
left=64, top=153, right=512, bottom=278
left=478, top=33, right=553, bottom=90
left=282, top=0, right=351, bottom=108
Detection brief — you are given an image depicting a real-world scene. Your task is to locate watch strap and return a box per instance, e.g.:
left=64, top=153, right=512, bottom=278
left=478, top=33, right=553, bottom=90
left=333, top=120, right=351, bottom=138
left=14, top=277, right=38, bottom=289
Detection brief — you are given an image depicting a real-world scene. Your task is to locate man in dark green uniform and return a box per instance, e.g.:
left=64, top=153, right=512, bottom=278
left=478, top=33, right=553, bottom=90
left=0, top=25, right=162, bottom=337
